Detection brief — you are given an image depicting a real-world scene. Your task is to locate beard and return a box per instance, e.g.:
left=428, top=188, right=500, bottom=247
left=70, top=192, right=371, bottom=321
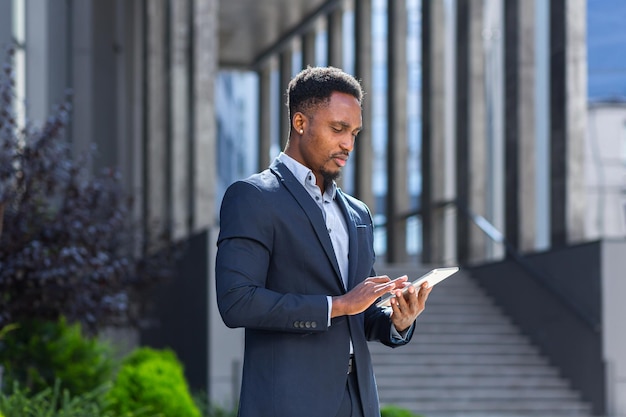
left=321, top=167, right=341, bottom=185
left=320, top=152, right=347, bottom=185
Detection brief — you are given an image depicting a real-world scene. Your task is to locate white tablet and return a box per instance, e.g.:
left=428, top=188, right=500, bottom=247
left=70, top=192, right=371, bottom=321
left=376, top=266, right=459, bottom=308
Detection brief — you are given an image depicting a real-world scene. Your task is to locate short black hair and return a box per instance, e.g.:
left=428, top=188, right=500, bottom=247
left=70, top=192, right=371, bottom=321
left=286, top=66, right=363, bottom=121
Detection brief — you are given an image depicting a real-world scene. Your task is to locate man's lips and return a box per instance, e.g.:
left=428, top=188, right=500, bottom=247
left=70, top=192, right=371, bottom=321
left=332, top=154, right=348, bottom=167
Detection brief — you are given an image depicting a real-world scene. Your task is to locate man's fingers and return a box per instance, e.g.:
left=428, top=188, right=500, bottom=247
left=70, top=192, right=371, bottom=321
left=374, top=281, right=396, bottom=292
left=366, top=275, right=391, bottom=283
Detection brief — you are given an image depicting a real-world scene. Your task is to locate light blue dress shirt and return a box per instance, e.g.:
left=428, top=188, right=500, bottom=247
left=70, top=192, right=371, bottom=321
left=278, top=153, right=410, bottom=344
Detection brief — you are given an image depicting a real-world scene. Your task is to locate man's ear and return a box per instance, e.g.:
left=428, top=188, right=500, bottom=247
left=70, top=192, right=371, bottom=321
left=292, top=112, right=306, bottom=134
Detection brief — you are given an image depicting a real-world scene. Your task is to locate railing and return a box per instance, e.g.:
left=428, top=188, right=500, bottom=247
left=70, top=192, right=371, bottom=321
left=380, top=199, right=600, bottom=332
left=445, top=199, right=601, bottom=332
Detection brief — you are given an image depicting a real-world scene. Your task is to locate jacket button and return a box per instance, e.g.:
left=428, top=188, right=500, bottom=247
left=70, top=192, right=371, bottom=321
left=293, top=321, right=300, bottom=328
left=305, top=321, right=311, bottom=328
left=311, top=321, right=317, bottom=328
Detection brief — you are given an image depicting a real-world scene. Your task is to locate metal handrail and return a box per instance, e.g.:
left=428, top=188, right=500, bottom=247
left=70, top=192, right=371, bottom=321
left=380, top=200, right=600, bottom=332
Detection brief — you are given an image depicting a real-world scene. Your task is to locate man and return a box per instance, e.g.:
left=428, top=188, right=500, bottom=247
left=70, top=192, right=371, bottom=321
left=215, top=66, right=432, bottom=417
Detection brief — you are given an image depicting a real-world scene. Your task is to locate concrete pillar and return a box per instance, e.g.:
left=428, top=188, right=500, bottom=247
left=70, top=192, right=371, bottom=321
left=505, top=0, right=537, bottom=253
left=422, top=0, right=448, bottom=264
left=70, top=1, right=95, bottom=160
left=92, top=1, right=120, bottom=172
left=301, top=30, right=316, bottom=69
left=386, top=0, right=408, bottom=263
left=278, top=49, right=292, bottom=150
left=0, top=1, right=12, bottom=48
left=192, top=0, right=218, bottom=231
left=602, top=240, right=626, bottom=417
left=565, top=0, right=587, bottom=245
left=170, top=0, right=192, bottom=241
left=25, top=0, right=68, bottom=127
left=257, top=64, right=272, bottom=170
left=549, top=0, right=587, bottom=247
left=467, top=0, right=488, bottom=263
left=354, top=0, right=374, bottom=210
left=124, top=0, right=146, bottom=257
left=327, top=6, right=343, bottom=68
left=145, top=0, right=168, bottom=250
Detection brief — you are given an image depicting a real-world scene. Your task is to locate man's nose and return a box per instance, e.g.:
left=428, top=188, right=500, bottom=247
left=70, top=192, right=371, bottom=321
left=340, top=134, right=355, bottom=152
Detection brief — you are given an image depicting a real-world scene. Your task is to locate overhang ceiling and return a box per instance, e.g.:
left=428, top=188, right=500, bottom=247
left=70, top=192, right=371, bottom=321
left=218, top=0, right=338, bottom=69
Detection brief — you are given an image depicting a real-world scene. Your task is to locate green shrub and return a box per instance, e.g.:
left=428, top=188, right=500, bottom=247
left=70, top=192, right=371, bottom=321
left=0, top=380, right=118, bottom=417
left=380, top=404, right=424, bottom=417
left=106, top=347, right=200, bottom=417
left=0, top=318, right=114, bottom=396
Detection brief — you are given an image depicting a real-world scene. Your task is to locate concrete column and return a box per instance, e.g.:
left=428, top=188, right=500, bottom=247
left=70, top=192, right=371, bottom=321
left=257, top=64, right=272, bottom=170
left=386, top=0, right=408, bottom=263
left=70, top=1, right=95, bottom=159
left=192, top=0, right=218, bottom=231
left=170, top=0, right=191, bottom=241
left=422, top=0, right=448, bottom=264
left=301, top=30, right=316, bottom=69
left=91, top=0, right=119, bottom=172
left=505, top=0, right=537, bottom=253
left=125, top=0, right=146, bottom=257
left=145, top=0, right=168, bottom=250
left=25, top=0, right=63, bottom=125
left=278, top=49, right=292, bottom=150
left=0, top=1, right=12, bottom=48
left=354, top=0, right=374, bottom=210
left=327, top=6, right=343, bottom=68
left=550, top=0, right=587, bottom=246
left=467, top=0, right=488, bottom=263
left=455, top=0, right=490, bottom=264
left=602, top=240, right=626, bottom=417
left=565, top=0, right=587, bottom=244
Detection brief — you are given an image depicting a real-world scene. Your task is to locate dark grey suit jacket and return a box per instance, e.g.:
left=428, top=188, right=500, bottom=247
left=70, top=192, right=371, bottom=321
left=215, top=159, right=412, bottom=417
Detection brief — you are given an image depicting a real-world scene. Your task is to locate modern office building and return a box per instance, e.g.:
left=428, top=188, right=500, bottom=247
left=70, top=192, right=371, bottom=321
left=2, top=0, right=626, bottom=415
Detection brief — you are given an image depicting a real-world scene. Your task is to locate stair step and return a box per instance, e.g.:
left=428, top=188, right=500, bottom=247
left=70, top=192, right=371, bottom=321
left=370, top=266, right=594, bottom=417
left=378, top=386, right=582, bottom=400
left=373, top=343, right=538, bottom=355
left=380, top=333, right=532, bottom=344
left=371, top=363, right=564, bottom=377
left=370, top=353, right=549, bottom=366
left=382, top=400, right=592, bottom=413
left=374, top=375, right=571, bottom=389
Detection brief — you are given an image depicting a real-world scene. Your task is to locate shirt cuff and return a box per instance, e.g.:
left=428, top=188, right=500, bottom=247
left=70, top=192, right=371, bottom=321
left=327, top=296, right=333, bottom=326
left=390, top=322, right=414, bottom=343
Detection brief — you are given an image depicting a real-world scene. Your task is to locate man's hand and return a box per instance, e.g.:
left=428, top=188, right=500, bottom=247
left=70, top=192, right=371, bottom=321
left=331, top=275, right=407, bottom=318
left=389, top=282, right=432, bottom=332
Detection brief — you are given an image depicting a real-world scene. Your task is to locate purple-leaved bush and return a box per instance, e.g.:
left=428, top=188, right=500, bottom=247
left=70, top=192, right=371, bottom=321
left=0, top=48, right=173, bottom=333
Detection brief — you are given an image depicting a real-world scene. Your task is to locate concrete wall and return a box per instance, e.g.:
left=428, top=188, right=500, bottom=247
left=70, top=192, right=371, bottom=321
left=601, top=239, right=626, bottom=417
left=469, top=241, right=605, bottom=415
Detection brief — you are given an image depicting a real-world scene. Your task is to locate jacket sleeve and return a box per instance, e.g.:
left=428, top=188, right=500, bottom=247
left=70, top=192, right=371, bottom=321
left=215, top=180, right=329, bottom=333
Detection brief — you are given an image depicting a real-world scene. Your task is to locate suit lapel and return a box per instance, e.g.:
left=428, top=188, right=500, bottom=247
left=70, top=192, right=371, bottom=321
left=270, top=160, right=345, bottom=291
left=335, top=190, right=359, bottom=290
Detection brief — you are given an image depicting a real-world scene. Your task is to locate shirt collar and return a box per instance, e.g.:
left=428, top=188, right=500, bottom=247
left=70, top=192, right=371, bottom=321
left=278, top=152, right=337, bottom=200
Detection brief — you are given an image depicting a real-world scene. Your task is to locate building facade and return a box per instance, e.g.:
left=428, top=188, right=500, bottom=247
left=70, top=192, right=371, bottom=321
left=6, top=0, right=626, bottom=415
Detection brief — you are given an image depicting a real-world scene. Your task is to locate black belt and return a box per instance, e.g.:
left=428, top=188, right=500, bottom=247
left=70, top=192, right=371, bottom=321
left=347, top=355, right=355, bottom=374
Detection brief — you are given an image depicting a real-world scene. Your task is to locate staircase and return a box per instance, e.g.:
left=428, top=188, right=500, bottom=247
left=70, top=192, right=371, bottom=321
left=369, top=265, right=594, bottom=417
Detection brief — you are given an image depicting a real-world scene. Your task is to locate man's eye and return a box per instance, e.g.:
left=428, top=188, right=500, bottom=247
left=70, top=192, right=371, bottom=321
left=332, top=127, right=342, bottom=133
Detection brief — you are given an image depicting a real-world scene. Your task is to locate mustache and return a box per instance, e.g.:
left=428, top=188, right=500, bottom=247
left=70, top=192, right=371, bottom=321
left=330, top=152, right=349, bottom=160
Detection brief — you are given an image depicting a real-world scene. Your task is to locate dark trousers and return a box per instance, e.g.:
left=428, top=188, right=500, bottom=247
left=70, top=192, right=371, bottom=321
left=335, top=368, right=364, bottom=417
